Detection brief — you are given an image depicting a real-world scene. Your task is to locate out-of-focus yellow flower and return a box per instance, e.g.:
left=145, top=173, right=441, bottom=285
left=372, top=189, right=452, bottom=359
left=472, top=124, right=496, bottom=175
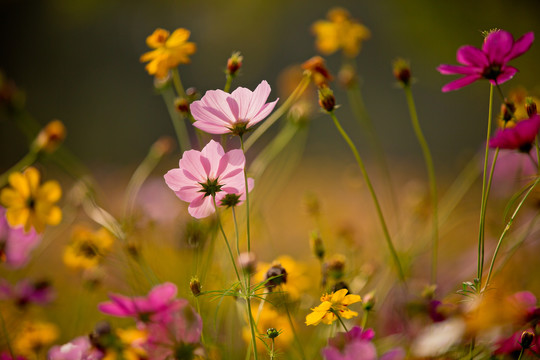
left=255, top=255, right=312, bottom=301
left=103, top=328, right=148, bottom=360
left=497, top=87, right=540, bottom=128
left=305, top=289, right=361, bottom=326
left=140, top=28, right=196, bottom=79
left=311, top=7, right=370, bottom=58
left=0, top=167, right=62, bottom=233
left=14, top=320, right=59, bottom=357
left=63, top=225, right=114, bottom=270
left=242, top=305, right=293, bottom=352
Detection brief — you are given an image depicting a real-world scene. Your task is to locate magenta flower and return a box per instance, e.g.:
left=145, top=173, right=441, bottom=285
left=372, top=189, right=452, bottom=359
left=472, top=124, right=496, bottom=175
left=48, top=336, right=104, bottom=360
left=0, top=206, right=42, bottom=268
left=164, top=140, right=254, bottom=219
left=322, top=326, right=404, bottom=360
left=0, top=353, right=26, bottom=360
left=145, top=301, right=204, bottom=360
left=190, top=80, right=278, bottom=135
left=489, top=114, right=540, bottom=152
left=437, top=30, right=534, bottom=92
left=98, top=282, right=181, bottom=323
left=0, top=278, right=54, bottom=308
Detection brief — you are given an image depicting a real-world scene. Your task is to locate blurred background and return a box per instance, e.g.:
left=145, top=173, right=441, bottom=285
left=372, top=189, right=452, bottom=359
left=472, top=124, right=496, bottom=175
left=2, top=0, right=540, bottom=171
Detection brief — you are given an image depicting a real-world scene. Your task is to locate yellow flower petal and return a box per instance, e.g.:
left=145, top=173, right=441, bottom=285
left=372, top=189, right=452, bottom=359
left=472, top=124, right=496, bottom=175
left=339, top=309, right=358, bottom=319
left=342, top=294, right=362, bottom=306
left=45, top=205, right=62, bottom=226
left=0, top=188, right=25, bottom=208
left=305, top=309, right=327, bottom=326
left=5, top=207, right=30, bottom=229
left=146, top=28, right=169, bottom=49
left=24, top=167, right=41, bottom=195
left=8, top=172, right=30, bottom=199
left=37, top=180, right=62, bottom=203
left=166, top=28, right=191, bottom=47
left=331, top=289, right=349, bottom=303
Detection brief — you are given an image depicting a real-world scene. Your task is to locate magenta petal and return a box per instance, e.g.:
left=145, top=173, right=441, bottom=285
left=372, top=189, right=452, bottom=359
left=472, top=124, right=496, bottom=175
left=483, top=30, right=514, bottom=64
left=437, top=64, right=479, bottom=75
left=512, top=291, right=537, bottom=308
left=491, top=66, right=518, bottom=85
left=441, top=74, right=482, bottom=92
left=506, top=32, right=534, bottom=61
left=148, top=282, right=177, bottom=306
left=192, top=120, right=230, bottom=134
left=456, top=45, right=488, bottom=67
left=188, top=195, right=215, bottom=219
left=179, top=150, right=207, bottom=182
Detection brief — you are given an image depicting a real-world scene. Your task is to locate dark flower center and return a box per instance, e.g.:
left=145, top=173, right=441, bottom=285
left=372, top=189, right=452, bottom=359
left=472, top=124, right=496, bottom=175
left=26, top=197, right=36, bottom=210
left=173, top=343, right=196, bottom=360
left=198, top=178, right=223, bottom=197
left=519, top=142, right=533, bottom=153
left=77, top=241, right=98, bottom=258
left=482, top=64, right=502, bottom=81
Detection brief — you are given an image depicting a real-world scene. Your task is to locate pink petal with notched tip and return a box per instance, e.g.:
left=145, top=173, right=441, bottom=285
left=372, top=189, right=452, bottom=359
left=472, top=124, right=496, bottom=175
left=483, top=30, right=514, bottom=64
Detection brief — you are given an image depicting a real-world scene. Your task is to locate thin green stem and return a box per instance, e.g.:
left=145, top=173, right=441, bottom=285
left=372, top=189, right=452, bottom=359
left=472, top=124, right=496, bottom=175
left=0, top=310, right=15, bottom=359
left=403, top=85, right=438, bottom=284
left=232, top=206, right=241, bottom=258
left=171, top=68, right=186, bottom=97
left=483, top=176, right=540, bottom=291
left=196, top=298, right=205, bottom=346
left=0, top=150, right=39, bottom=188
left=329, top=112, right=405, bottom=282
left=161, top=88, right=190, bottom=154
left=535, top=139, right=540, bottom=173
left=224, top=75, right=233, bottom=93
left=333, top=310, right=349, bottom=332
left=517, top=348, right=525, bottom=360
left=361, top=310, right=369, bottom=329
left=244, top=74, right=311, bottom=151
left=477, top=84, right=494, bottom=289
left=246, top=297, right=259, bottom=360
left=239, top=136, right=251, bottom=254
left=283, top=299, right=306, bottom=360
left=212, top=196, right=242, bottom=284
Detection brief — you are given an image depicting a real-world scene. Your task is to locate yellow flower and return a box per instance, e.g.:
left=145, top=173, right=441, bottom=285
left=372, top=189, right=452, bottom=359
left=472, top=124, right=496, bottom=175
left=63, top=225, right=114, bottom=270
left=305, top=289, right=361, bottom=326
left=14, top=320, right=59, bottom=357
left=140, top=28, right=197, bottom=79
left=255, top=255, right=312, bottom=301
left=103, top=328, right=148, bottom=360
left=311, top=7, right=370, bottom=58
left=242, top=305, right=294, bottom=352
left=0, top=167, right=62, bottom=233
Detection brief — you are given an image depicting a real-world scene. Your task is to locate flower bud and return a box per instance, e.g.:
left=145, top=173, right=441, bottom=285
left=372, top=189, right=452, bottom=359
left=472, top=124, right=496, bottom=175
left=302, top=56, right=333, bottom=87
left=33, top=119, right=66, bottom=153
left=324, top=254, right=346, bottom=280
left=501, top=100, right=516, bottom=122
left=190, top=277, right=202, bottom=296
left=266, top=328, right=280, bottom=339
left=318, top=86, right=336, bottom=112
left=265, top=261, right=288, bottom=290
left=331, top=281, right=349, bottom=292
left=238, top=252, right=257, bottom=274
left=526, top=97, right=537, bottom=117
left=362, top=291, right=376, bottom=311
left=309, top=231, right=325, bottom=260
left=174, top=97, right=190, bottom=114
left=393, top=58, right=411, bottom=87
left=521, top=331, right=534, bottom=349
left=226, top=51, right=243, bottom=77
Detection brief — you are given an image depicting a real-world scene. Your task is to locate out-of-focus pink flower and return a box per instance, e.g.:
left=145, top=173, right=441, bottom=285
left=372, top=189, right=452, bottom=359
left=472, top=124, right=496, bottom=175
left=190, top=80, right=278, bottom=135
left=136, top=178, right=182, bottom=224
left=438, top=30, right=534, bottom=92
left=0, top=206, right=42, bottom=268
left=0, top=353, right=27, bottom=360
left=48, top=336, right=104, bottom=360
left=0, top=278, right=54, bottom=308
left=145, top=301, right=204, bottom=360
left=98, top=282, right=181, bottom=323
left=494, top=328, right=539, bottom=356
left=489, top=114, right=540, bottom=152
left=164, top=140, right=254, bottom=219
left=322, top=326, right=404, bottom=360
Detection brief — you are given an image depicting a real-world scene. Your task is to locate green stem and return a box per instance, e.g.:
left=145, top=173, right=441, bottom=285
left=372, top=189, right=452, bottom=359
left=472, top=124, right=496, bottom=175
left=246, top=296, right=260, bottom=360
left=333, top=310, right=349, bottom=332
left=329, top=112, right=405, bottom=282
left=361, top=310, right=369, bottom=329
left=244, top=74, right=311, bottom=151
left=232, top=206, right=241, bottom=258
left=517, top=348, right=525, bottom=360
left=161, top=87, right=190, bottom=154
left=171, top=68, right=186, bottom=97
left=196, top=298, right=205, bottom=346
left=224, top=75, right=233, bottom=93
left=483, top=176, right=540, bottom=291
left=212, top=196, right=242, bottom=284
left=239, top=136, right=251, bottom=254
left=403, top=85, right=438, bottom=285
left=477, top=84, right=495, bottom=289
left=0, top=150, right=39, bottom=187
left=0, top=310, right=15, bottom=359
left=283, top=300, right=306, bottom=360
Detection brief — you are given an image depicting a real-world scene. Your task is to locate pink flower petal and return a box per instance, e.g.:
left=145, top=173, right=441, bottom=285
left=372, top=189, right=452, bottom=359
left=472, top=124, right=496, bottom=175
left=178, top=150, right=207, bottom=182
left=437, top=64, right=480, bottom=75
left=200, top=140, right=226, bottom=179
left=506, top=32, right=534, bottom=61
left=244, top=80, right=272, bottom=120
left=249, top=98, right=279, bottom=126
left=456, top=45, right=488, bottom=67
left=491, top=66, right=518, bottom=85
left=483, top=30, right=514, bottom=64
left=188, top=195, right=215, bottom=219
left=441, top=74, right=482, bottom=92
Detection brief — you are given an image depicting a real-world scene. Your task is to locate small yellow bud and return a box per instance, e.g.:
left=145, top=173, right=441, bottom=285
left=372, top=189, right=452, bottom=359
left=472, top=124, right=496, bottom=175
left=226, top=51, right=243, bottom=77
left=392, top=58, right=411, bottom=87
left=33, top=119, right=66, bottom=153
left=318, top=86, right=336, bottom=112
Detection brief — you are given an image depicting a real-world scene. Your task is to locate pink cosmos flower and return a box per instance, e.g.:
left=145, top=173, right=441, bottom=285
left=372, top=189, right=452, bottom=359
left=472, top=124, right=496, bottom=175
left=323, top=326, right=405, bottom=360
left=164, top=140, right=254, bottom=219
left=145, top=301, right=204, bottom=360
left=0, top=353, right=26, bottom=360
left=48, top=336, right=104, bottom=360
left=0, top=206, right=42, bottom=268
left=489, top=114, right=540, bottom=152
left=98, top=282, right=181, bottom=323
left=437, top=30, right=534, bottom=92
left=190, top=80, right=278, bottom=135
left=0, top=278, right=54, bottom=308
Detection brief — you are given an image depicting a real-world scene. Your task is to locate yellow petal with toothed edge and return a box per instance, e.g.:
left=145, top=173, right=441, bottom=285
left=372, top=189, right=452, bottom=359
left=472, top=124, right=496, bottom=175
left=6, top=207, right=29, bottom=229
left=331, top=289, right=349, bottom=303
left=8, top=172, right=30, bottom=199
left=0, top=188, right=25, bottom=208
left=340, top=309, right=358, bottom=319
left=342, top=294, right=362, bottom=305
left=24, top=167, right=41, bottom=195
left=305, top=310, right=327, bottom=326
left=166, top=28, right=191, bottom=47
left=37, top=180, right=62, bottom=203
